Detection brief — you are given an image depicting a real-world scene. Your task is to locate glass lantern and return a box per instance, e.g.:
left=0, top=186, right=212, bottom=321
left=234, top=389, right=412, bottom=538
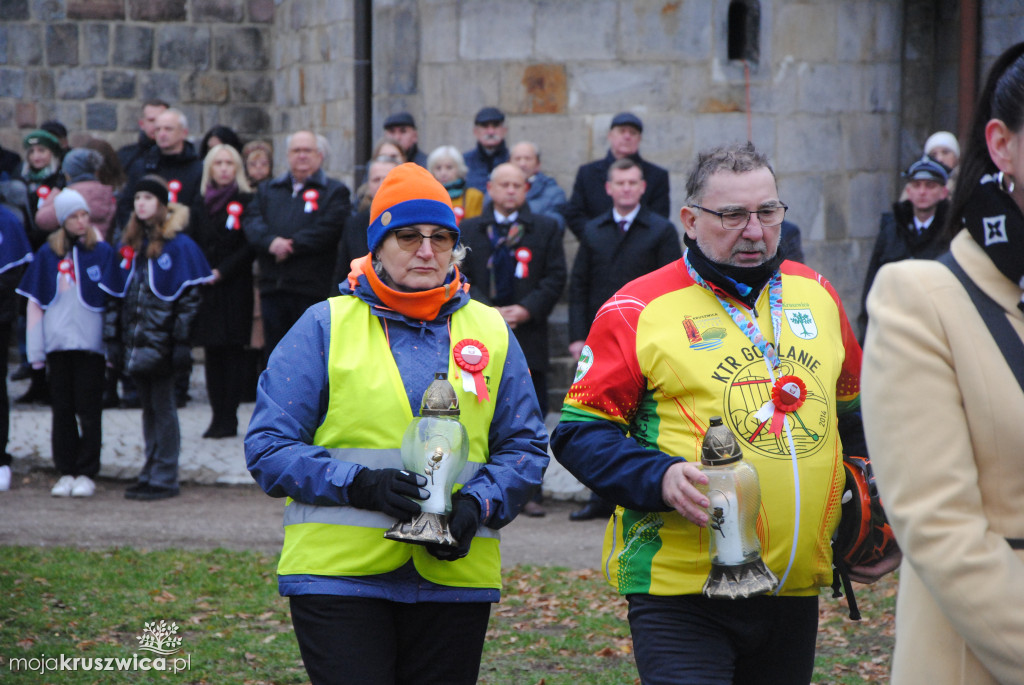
left=384, top=373, right=470, bottom=547
left=699, top=416, right=779, bottom=599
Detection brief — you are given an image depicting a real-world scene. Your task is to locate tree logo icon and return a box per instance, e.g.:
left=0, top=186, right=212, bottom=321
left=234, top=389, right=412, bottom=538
left=784, top=309, right=818, bottom=340
left=136, top=620, right=183, bottom=655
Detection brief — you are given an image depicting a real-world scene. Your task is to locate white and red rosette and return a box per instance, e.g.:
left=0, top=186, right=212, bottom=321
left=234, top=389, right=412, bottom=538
left=226, top=201, right=243, bottom=230
left=754, top=374, right=807, bottom=436
left=453, top=206, right=465, bottom=226
left=168, top=179, right=182, bottom=203
left=119, top=245, right=135, bottom=270
left=303, top=189, right=319, bottom=213
left=36, top=185, right=50, bottom=209
left=58, top=257, right=75, bottom=282
left=514, top=247, right=532, bottom=279
left=453, top=338, right=490, bottom=403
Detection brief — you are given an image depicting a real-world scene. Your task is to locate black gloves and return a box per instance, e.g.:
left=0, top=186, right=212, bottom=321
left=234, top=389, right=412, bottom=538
left=172, top=344, right=192, bottom=371
left=348, top=468, right=428, bottom=522
left=426, top=494, right=481, bottom=561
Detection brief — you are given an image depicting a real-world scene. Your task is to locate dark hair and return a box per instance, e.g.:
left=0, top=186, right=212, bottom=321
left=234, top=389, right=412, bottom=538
left=142, top=98, right=170, bottom=111
left=685, top=141, right=774, bottom=203
left=947, top=42, right=1024, bottom=237
left=199, top=126, right=243, bottom=160
left=607, top=157, right=642, bottom=181
left=82, top=138, right=127, bottom=191
left=123, top=175, right=171, bottom=259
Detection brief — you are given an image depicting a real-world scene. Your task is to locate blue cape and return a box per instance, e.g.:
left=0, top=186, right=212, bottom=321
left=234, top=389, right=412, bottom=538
left=101, top=234, right=212, bottom=301
left=17, top=242, right=115, bottom=312
left=0, top=205, right=33, bottom=275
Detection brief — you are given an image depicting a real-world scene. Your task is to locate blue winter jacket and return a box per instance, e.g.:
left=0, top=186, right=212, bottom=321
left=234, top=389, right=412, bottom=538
left=244, top=268, right=550, bottom=601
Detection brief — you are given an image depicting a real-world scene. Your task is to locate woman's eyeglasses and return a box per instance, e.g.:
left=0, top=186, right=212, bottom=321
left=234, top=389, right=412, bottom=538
left=391, top=228, right=458, bottom=252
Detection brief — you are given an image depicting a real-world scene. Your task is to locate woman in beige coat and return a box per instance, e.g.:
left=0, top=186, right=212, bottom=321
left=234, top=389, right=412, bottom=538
left=862, top=41, right=1024, bottom=685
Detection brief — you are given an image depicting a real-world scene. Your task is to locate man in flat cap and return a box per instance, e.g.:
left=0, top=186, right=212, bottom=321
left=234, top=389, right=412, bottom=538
left=384, top=112, right=427, bottom=167
left=561, top=112, right=670, bottom=239
left=858, top=155, right=951, bottom=339
left=463, top=107, right=510, bottom=192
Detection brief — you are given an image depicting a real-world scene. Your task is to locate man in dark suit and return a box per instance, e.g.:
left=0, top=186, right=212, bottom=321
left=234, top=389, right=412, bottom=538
left=567, top=158, right=682, bottom=521
left=461, top=163, right=566, bottom=416
left=561, top=112, right=670, bottom=238
left=461, top=163, right=565, bottom=516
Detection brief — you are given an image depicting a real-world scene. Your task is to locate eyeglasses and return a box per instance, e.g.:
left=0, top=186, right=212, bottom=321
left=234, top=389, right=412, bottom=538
left=689, top=203, right=788, bottom=230
left=391, top=228, right=458, bottom=252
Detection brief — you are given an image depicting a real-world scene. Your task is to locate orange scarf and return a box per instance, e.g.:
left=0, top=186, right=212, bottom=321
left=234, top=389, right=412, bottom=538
left=347, top=254, right=469, bottom=321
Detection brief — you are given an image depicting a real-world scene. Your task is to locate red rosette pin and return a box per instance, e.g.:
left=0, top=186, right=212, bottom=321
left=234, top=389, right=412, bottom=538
left=226, top=201, right=243, bottom=230
left=58, top=257, right=75, bottom=282
left=453, top=338, right=490, bottom=403
left=36, top=185, right=50, bottom=210
left=771, top=375, right=806, bottom=412
left=119, top=245, right=135, bottom=270
left=763, top=375, right=806, bottom=436
left=453, top=205, right=465, bottom=226
left=168, top=179, right=182, bottom=203
left=303, top=189, right=319, bottom=213
left=514, top=247, right=532, bottom=279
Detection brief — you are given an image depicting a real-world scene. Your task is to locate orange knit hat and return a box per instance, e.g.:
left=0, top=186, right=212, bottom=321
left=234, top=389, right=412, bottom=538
left=367, top=163, right=457, bottom=252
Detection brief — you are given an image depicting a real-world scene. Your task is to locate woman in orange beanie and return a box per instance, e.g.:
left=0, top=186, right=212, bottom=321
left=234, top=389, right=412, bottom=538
left=246, top=163, right=549, bottom=685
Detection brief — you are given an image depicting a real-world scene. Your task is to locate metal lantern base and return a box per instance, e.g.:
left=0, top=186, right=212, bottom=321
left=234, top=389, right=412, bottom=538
left=702, top=559, right=780, bottom=599
left=384, top=512, right=457, bottom=547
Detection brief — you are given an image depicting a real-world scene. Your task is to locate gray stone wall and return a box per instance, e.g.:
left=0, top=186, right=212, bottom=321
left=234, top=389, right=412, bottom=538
left=0, top=0, right=274, bottom=153
left=364, top=0, right=906, bottom=312
left=3, top=0, right=1024, bottom=321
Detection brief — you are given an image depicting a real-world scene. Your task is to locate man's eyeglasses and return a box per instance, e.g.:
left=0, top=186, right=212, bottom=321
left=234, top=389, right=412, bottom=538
left=391, top=228, right=458, bottom=252
left=689, top=203, right=788, bottom=230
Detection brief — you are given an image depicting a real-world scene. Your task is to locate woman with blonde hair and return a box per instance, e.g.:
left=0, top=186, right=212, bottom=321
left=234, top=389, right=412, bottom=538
left=188, top=145, right=256, bottom=438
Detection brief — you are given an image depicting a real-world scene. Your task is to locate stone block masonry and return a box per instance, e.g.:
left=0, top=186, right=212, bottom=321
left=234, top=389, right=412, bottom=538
left=0, top=0, right=275, bottom=154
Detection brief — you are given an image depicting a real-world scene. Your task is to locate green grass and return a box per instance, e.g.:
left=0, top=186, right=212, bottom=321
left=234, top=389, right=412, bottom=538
left=0, top=547, right=895, bottom=684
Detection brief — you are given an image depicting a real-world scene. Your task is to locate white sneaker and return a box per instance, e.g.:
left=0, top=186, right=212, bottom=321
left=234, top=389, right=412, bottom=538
left=51, top=474, right=76, bottom=497
left=0, top=465, right=10, bottom=491
left=71, top=475, right=96, bottom=497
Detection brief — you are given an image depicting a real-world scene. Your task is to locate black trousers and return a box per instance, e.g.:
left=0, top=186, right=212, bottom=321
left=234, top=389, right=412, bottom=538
left=260, top=291, right=320, bottom=365
left=627, top=593, right=818, bottom=685
left=289, top=594, right=491, bottom=685
left=0, top=321, right=10, bottom=464
left=204, top=345, right=245, bottom=430
left=47, top=350, right=105, bottom=477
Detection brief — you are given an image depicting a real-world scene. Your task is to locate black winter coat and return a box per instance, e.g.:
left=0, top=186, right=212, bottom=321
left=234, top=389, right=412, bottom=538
left=188, top=189, right=255, bottom=347
left=560, top=151, right=671, bottom=238
left=332, top=207, right=370, bottom=291
left=104, top=205, right=202, bottom=377
left=243, top=168, right=351, bottom=300
left=459, top=205, right=566, bottom=371
left=569, top=207, right=681, bottom=342
left=117, top=141, right=204, bottom=233
left=858, top=199, right=951, bottom=339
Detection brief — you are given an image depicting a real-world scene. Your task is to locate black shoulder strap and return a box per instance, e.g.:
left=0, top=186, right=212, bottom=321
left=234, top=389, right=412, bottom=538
left=938, top=252, right=1024, bottom=394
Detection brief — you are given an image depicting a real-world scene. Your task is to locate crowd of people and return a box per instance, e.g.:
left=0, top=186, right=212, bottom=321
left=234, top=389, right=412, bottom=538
left=3, top=40, right=1024, bottom=684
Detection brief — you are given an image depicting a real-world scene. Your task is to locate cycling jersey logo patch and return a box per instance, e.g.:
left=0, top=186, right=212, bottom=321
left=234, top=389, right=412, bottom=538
left=784, top=309, right=817, bottom=340
left=683, top=314, right=726, bottom=351
left=574, top=345, right=594, bottom=383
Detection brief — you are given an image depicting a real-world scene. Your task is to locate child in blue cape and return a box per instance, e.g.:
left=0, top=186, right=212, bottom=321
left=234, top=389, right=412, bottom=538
left=17, top=189, right=114, bottom=497
left=0, top=203, right=33, bottom=491
left=101, top=176, right=212, bottom=501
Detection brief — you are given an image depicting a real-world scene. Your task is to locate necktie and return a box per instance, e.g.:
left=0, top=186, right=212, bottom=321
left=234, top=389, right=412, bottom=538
left=618, top=220, right=628, bottom=234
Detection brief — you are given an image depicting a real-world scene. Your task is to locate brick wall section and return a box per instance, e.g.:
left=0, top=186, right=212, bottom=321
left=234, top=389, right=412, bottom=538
left=0, top=0, right=274, bottom=155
